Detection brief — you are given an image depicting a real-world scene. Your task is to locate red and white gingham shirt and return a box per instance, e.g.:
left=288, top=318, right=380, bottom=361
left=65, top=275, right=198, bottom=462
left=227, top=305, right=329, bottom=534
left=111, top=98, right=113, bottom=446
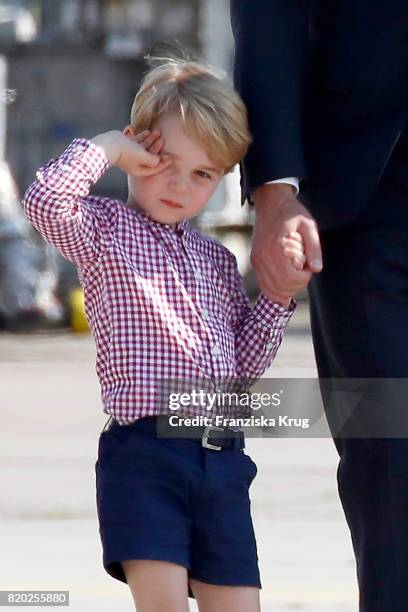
left=23, top=139, right=296, bottom=424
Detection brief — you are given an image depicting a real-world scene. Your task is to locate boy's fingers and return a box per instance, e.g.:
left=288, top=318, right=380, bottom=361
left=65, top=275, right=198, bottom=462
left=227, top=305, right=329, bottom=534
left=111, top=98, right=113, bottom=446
left=148, top=137, right=164, bottom=154
left=293, top=257, right=305, bottom=270
left=142, top=130, right=161, bottom=146
left=285, top=249, right=305, bottom=261
left=281, top=242, right=304, bottom=255
left=289, top=230, right=304, bottom=244
left=133, top=130, right=150, bottom=142
left=298, top=218, right=323, bottom=272
left=138, top=155, right=173, bottom=175
left=295, top=254, right=306, bottom=265
left=280, top=237, right=305, bottom=253
left=287, top=255, right=305, bottom=271
left=134, top=130, right=161, bottom=149
left=282, top=246, right=306, bottom=262
left=136, top=147, right=163, bottom=168
left=154, top=156, right=173, bottom=172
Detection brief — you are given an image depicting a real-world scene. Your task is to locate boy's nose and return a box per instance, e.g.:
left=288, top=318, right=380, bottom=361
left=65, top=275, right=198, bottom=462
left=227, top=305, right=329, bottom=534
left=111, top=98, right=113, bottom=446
left=169, top=176, right=188, bottom=195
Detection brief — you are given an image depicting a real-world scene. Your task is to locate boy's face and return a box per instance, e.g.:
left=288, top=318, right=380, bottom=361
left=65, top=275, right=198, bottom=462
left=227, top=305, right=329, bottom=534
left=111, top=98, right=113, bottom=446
left=126, top=114, right=224, bottom=226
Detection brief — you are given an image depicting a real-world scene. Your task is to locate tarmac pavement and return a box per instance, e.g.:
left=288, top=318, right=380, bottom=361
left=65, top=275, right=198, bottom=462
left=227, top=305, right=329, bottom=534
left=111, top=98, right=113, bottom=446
left=0, top=304, right=358, bottom=611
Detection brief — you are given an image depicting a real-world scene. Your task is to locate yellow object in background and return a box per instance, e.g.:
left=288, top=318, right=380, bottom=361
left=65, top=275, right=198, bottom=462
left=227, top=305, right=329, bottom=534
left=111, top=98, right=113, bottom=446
left=68, top=288, right=89, bottom=333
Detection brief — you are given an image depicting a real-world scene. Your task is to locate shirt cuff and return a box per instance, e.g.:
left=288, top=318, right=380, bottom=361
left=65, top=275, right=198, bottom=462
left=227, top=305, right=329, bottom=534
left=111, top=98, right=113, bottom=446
left=36, top=138, right=110, bottom=195
left=253, top=293, right=297, bottom=328
left=65, top=138, right=111, bottom=182
left=265, top=177, right=300, bottom=195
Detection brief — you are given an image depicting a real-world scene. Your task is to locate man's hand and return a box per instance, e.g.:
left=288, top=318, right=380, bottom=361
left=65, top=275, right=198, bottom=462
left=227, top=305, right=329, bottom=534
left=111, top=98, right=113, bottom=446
left=91, top=129, right=172, bottom=176
left=251, top=183, right=323, bottom=305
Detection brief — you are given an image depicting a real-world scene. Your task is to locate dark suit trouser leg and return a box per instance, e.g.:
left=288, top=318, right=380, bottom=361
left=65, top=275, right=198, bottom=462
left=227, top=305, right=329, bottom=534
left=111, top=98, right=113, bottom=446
left=308, top=126, right=408, bottom=612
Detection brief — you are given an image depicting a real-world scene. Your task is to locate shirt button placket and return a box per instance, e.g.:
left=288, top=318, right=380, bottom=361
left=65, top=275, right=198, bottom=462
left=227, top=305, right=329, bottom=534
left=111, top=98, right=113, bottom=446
left=212, top=343, right=222, bottom=356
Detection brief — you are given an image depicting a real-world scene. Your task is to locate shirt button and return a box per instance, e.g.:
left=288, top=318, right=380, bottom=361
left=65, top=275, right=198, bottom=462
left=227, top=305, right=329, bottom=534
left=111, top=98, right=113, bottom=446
left=277, top=316, right=287, bottom=325
left=212, top=344, right=222, bottom=356
left=265, top=342, right=274, bottom=350
left=202, top=308, right=209, bottom=319
left=195, top=270, right=202, bottom=281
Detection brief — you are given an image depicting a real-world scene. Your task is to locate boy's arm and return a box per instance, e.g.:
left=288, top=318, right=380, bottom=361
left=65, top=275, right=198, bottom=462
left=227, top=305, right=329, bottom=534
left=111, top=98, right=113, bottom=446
left=23, top=130, right=171, bottom=266
left=224, top=251, right=296, bottom=384
left=23, top=138, right=115, bottom=266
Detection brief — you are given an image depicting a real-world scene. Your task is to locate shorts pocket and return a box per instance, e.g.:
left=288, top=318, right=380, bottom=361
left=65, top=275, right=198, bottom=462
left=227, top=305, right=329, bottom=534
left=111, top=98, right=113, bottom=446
left=96, top=426, right=133, bottom=473
left=239, top=450, right=258, bottom=486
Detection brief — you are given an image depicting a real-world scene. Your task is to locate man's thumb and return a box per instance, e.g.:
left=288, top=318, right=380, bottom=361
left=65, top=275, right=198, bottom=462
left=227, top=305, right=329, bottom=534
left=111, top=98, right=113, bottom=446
left=299, top=218, right=323, bottom=272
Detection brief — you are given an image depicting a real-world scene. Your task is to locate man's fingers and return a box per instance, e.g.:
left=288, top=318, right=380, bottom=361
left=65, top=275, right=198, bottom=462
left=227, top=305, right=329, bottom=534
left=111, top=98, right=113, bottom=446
left=254, top=251, right=311, bottom=301
left=298, top=217, right=323, bottom=272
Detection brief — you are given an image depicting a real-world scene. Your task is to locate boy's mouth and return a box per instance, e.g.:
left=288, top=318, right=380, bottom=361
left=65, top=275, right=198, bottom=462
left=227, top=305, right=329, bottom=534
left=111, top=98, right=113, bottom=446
left=160, top=199, right=183, bottom=209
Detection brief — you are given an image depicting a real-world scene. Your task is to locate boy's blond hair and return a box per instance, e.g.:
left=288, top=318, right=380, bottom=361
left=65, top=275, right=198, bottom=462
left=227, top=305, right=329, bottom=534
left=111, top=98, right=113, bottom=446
left=130, top=57, right=252, bottom=173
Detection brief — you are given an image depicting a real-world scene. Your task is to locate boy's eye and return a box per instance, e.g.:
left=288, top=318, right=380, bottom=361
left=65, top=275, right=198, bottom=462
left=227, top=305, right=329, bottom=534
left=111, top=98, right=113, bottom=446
left=196, top=170, right=212, bottom=179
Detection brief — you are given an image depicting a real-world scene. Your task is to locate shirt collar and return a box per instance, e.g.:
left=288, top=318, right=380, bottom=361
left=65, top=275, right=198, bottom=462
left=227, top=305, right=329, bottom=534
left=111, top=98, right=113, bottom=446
left=134, top=210, right=191, bottom=237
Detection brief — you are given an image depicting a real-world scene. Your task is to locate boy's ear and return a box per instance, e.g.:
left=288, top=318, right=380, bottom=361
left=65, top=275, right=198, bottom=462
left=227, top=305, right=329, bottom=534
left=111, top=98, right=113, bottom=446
left=123, top=125, right=135, bottom=137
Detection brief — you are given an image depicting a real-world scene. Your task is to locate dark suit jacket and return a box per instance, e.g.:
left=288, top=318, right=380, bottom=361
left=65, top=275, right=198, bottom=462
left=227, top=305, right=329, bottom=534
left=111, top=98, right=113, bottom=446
left=231, top=0, right=408, bottom=229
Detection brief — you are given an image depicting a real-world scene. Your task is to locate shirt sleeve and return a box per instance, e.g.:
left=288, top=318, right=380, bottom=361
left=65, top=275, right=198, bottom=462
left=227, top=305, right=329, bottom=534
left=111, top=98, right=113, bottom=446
left=265, top=177, right=300, bottom=195
left=224, top=250, right=296, bottom=384
left=23, top=138, right=116, bottom=265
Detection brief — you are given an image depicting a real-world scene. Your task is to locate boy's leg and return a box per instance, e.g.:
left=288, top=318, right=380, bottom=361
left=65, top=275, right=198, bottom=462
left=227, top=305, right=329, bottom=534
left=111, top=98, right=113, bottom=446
left=189, top=579, right=260, bottom=612
left=122, top=560, right=190, bottom=612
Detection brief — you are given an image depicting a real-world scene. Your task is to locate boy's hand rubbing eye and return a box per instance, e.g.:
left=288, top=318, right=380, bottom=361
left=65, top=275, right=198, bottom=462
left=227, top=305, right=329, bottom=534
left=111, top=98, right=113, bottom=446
left=116, top=132, right=172, bottom=177
left=133, top=129, right=166, bottom=156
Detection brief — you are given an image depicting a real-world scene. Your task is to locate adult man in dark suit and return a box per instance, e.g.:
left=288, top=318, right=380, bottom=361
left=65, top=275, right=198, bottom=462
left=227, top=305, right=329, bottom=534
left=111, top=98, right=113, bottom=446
left=231, top=1, right=408, bottom=610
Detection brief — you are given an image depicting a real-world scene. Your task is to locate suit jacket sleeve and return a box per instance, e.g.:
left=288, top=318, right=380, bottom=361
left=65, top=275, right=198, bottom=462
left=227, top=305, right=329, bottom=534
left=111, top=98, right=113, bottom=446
left=231, top=0, right=309, bottom=203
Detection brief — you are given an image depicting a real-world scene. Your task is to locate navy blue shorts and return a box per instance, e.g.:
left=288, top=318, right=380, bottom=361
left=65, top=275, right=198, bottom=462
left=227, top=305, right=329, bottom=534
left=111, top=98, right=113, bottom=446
left=95, top=415, right=261, bottom=597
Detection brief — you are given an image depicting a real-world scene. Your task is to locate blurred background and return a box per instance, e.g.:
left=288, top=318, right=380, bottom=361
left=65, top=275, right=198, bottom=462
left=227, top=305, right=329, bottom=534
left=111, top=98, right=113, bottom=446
left=0, top=0, right=256, bottom=333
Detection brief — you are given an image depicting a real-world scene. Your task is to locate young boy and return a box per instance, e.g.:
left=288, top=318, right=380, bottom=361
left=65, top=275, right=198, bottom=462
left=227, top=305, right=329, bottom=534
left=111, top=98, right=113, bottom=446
left=23, top=58, right=305, bottom=612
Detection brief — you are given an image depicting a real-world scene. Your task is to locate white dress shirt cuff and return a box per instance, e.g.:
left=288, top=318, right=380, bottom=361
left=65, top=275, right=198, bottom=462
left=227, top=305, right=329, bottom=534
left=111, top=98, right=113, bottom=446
left=265, top=177, right=300, bottom=195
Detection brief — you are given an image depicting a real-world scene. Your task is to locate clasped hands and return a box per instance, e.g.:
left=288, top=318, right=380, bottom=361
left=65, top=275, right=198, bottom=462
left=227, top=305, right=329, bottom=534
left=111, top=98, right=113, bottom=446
left=251, top=183, right=323, bottom=307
